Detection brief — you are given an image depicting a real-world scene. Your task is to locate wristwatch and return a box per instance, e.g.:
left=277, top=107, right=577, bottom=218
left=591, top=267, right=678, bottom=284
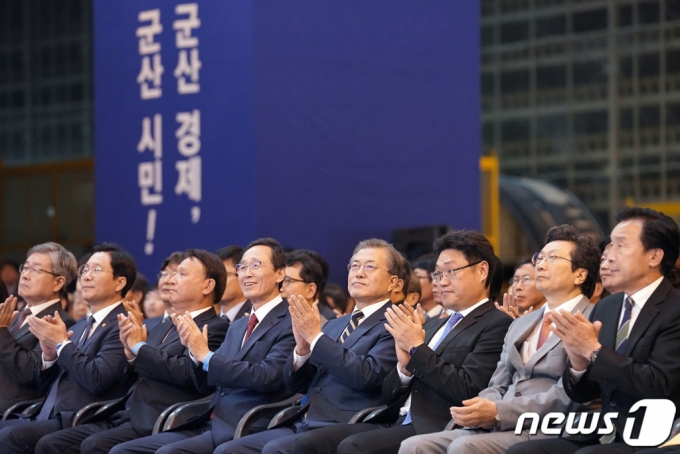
left=409, top=346, right=419, bottom=357
left=494, top=412, right=501, bottom=430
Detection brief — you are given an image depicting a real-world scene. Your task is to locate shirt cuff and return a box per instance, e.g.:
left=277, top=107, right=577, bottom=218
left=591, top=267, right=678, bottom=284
left=202, top=352, right=215, bottom=372
left=309, top=332, right=324, bottom=351
left=131, top=342, right=147, bottom=356
left=397, top=368, right=414, bottom=387
left=292, top=349, right=312, bottom=371
left=42, top=355, right=58, bottom=369
left=570, top=367, right=587, bottom=382
left=56, top=340, right=72, bottom=357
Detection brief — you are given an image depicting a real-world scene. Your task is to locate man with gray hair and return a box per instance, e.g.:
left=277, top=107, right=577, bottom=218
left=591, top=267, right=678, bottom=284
left=0, top=242, right=76, bottom=414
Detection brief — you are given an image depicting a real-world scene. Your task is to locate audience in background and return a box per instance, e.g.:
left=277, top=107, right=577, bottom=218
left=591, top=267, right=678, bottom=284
left=142, top=287, right=164, bottom=319
left=0, top=260, right=20, bottom=299
left=214, top=246, right=250, bottom=323
left=496, top=257, right=546, bottom=319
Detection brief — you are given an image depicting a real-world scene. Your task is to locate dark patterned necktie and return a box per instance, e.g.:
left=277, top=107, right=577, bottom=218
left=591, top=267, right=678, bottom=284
left=339, top=311, right=364, bottom=343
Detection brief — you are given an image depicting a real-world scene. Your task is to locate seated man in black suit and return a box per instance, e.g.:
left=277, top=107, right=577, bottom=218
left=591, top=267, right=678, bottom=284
left=0, top=243, right=136, bottom=453
left=212, top=238, right=401, bottom=454
left=280, top=250, right=327, bottom=324
left=34, top=249, right=230, bottom=454
left=144, top=251, right=190, bottom=331
left=291, top=230, right=513, bottom=454
left=215, top=246, right=250, bottom=322
left=109, top=237, right=296, bottom=454
left=508, top=207, right=680, bottom=454
left=0, top=242, right=77, bottom=414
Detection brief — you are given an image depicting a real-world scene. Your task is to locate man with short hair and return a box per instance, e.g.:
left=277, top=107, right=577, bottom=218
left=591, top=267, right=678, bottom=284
left=113, top=238, right=296, bottom=454
left=215, top=246, right=250, bottom=322
left=214, top=238, right=400, bottom=454
left=390, top=255, right=412, bottom=306
left=0, top=243, right=136, bottom=453
left=400, top=224, right=600, bottom=454
left=496, top=258, right=546, bottom=319
left=281, top=250, right=327, bottom=324
left=510, top=207, right=680, bottom=454
left=294, top=231, right=513, bottom=454
left=144, top=251, right=190, bottom=331
left=34, top=250, right=230, bottom=454
left=0, top=243, right=77, bottom=414
left=412, top=256, right=443, bottom=320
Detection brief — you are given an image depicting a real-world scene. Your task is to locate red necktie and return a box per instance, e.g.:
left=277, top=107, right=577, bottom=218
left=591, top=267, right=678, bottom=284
left=243, top=313, right=258, bottom=343
left=536, top=314, right=552, bottom=350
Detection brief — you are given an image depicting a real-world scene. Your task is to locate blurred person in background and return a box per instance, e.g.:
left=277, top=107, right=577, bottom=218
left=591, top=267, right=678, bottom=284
left=390, top=256, right=412, bottom=306
left=496, top=258, right=546, bottom=319
left=0, top=260, right=20, bottom=299
left=144, top=251, right=190, bottom=332
left=321, top=282, right=350, bottom=318
left=412, top=255, right=443, bottom=320
left=214, top=246, right=250, bottom=323
left=142, top=287, right=164, bottom=319
left=125, top=273, right=149, bottom=312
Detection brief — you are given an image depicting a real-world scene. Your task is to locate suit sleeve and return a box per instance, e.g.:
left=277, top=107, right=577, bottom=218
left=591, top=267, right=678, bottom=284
left=408, top=313, right=512, bottom=407
left=0, top=328, right=43, bottom=386
left=307, top=328, right=397, bottom=391
left=135, top=317, right=228, bottom=388
left=283, top=353, right=318, bottom=394
left=55, top=325, right=126, bottom=395
left=477, top=321, right=517, bottom=403
left=381, top=366, right=410, bottom=406
left=204, top=322, right=296, bottom=394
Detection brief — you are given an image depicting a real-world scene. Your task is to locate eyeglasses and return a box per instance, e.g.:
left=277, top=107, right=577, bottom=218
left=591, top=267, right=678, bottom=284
left=157, top=270, right=177, bottom=280
left=431, top=261, right=482, bottom=283
left=531, top=253, right=573, bottom=266
left=78, top=265, right=113, bottom=278
left=346, top=262, right=391, bottom=274
left=282, top=276, right=308, bottom=286
left=234, top=261, right=270, bottom=273
left=512, top=275, right=533, bottom=286
left=19, top=264, right=60, bottom=277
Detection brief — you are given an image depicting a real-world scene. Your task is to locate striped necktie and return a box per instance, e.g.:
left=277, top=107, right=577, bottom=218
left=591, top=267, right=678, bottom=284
left=339, top=311, right=364, bottom=343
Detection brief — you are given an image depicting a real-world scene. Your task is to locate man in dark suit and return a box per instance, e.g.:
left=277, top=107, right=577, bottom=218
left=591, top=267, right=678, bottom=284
left=508, top=207, right=680, bottom=454
left=0, top=242, right=77, bottom=415
left=280, top=250, right=328, bottom=325
left=0, top=243, right=136, bottom=453
left=289, top=230, right=513, bottom=454
left=144, top=251, right=190, bottom=332
left=109, top=237, right=296, bottom=454
left=33, top=249, right=230, bottom=454
left=215, top=246, right=251, bottom=322
left=211, top=238, right=401, bottom=454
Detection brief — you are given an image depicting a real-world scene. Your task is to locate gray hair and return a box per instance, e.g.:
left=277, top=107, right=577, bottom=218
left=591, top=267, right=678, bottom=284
left=26, top=242, right=77, bottom=292
left=351, top=238, right=401, bottom=275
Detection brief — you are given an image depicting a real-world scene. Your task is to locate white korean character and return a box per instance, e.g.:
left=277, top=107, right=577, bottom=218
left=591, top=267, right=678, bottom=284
left=138, top=114, right=162, bottom=158
left=138, top=161, right=163, bottom=205
left=174, top=48, right=201, bottom=94
left=137, top=54, right=164, bottom=100
left=137, top=9, right=162, bottom=55
left=173, top=3, right=200, bottom=48
left=175, top=110, right=200, bottom=156
left=175, top=156, right=201, bottom=202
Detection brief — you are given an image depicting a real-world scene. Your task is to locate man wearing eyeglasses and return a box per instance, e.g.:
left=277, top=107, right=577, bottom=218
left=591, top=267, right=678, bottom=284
left=0, top=242, right=77, bottom=415
left=214, top=246, right=250, bottom=323
left=208, top=238, right=399, bottom=454
left=0, top=242, right=136, bottom=453
left=280, top=250, right=328, bottom=325
left=285, top=230, right=512, bottom=454
left=113, top=237, right=296, bottom=454
left=400, top=224, right=600, bottom=454
left=496, top=258, right=547, bottom=319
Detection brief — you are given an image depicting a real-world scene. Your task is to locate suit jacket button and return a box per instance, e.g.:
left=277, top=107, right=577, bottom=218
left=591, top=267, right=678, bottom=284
left=220, top=392, right=225, bottom=397
left=610, top=400, right=616, bottom=408
left=515, top=392, right=521, bottom=397
left=315, top=387, right=321, bottom=393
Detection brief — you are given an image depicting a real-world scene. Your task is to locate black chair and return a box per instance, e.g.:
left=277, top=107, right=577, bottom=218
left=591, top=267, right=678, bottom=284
left=71, top=398, right=121, bottom=427
left=160, top=394, right=214, bottom=433
left=264, top=401, right=387, bottom=432
left=233, top=394, right=304, bottom=438
left=2, top=398, right=44, bottom=421
left=348, top=405, right=387, bottom=424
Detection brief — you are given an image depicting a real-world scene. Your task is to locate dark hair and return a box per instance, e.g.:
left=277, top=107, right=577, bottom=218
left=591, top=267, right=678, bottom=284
left=407, top=271, right=421, bottom=296
left=130, top=273, right=150, bottom=305
left=514, top=257, right=534, bottom=273
left=352, top=239, right=401, bottom=276
left=616, top=207, right=680, bottom=276
left=92, top=243, right=137, bottom=297
left=412, top=255, right=436, bottom=282
left=1, top=259, right=20, bottom=274
left=286, top=250, right=325, bottom=299
left=397, top=255, right=412, bottom=296
left=544, top=225, right=600, bottom=298
left=433, top=230, right=496, bottom=289
left=245, top=238, right=286, bottom=270
left=323, top=282, right=349, bottom=314
left=215, top=245, right=244, bottom=264
left=489, top=255, right=503, bottom=302
left=186, top=249, right=227, bottom=304
left=599, top=236, right=611, bottom=255
left=0, top=279, right=8, bottom=301
left=296, top=249, right=329, bottom=294
left=161, top=251, right=189, bottom=272
left=65, top=252, right=93, bottom=294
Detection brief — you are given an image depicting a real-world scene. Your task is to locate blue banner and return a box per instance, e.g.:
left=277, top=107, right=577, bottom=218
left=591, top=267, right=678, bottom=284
left=94, top=1, right=480, bottom=283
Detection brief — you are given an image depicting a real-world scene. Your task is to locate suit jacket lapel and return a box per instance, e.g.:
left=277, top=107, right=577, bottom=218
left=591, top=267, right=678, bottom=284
left=424, top=318, right=448, bottom=345
left=148, top=319, right=174, bottom=347
left=341, top=301, right=390, bottom=349
left=236, top=300, right=287, bottom=360
left=623, top=279, right=669, bottom=356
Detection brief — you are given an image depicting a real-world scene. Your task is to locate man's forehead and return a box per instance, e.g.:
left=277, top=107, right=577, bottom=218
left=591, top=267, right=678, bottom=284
left=286, top=263, right=303, bottom=276
left=26, top=253, right=50, bottom=264
left=352, top=248, right=383, bottom=262
left=242, top=245, right=271, bottom=261
left=515, top=264, right=534, bottom=276
left=87, top=251, right=110, bottom=266
left=541, top=240, right=574, bottom=255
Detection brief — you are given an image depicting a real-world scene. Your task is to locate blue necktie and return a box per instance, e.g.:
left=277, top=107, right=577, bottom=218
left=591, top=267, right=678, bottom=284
left=403, top=312, right=464, bottom=425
